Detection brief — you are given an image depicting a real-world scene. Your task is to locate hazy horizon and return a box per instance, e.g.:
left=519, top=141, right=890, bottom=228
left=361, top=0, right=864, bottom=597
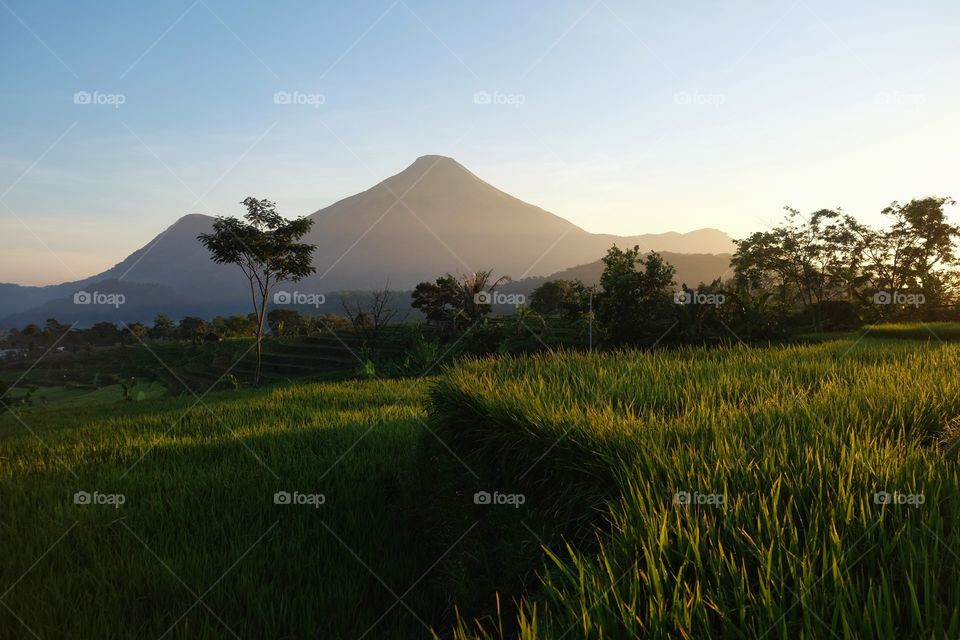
left=3, top=0, right=959, bottom=285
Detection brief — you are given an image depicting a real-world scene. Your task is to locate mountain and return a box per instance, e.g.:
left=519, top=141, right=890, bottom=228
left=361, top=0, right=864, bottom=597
left=1, top=155, right=735, bottom=326
left=303, top=155, right=732, bottom=290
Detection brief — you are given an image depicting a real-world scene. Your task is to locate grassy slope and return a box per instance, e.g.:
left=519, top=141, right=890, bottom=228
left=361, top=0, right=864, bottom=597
left=6, top=325, right=960, bottom=638
left=0, top=332, right=401, bottom=394
left=429, top=338, right=960, bottom=638
left=0, top=379, right=442, bottom=639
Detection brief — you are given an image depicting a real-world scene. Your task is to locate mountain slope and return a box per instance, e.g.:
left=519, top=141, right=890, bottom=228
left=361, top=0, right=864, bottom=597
left=2, top=156, right=735, bottom=325
left=305, top=155, right=733, bottom=290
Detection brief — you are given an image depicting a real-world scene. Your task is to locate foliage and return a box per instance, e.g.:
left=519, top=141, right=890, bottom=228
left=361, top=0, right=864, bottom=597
left=595, top=246, right=676, bottom=347
left=198, top=197, right=316, bottom=384
left=412, top=270, right=510, bottom=334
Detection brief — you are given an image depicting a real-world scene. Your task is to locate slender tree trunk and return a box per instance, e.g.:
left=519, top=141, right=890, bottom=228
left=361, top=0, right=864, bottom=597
left=255, top=330, right=263, bottom=386
left=254, top=281, right=270, bottom=386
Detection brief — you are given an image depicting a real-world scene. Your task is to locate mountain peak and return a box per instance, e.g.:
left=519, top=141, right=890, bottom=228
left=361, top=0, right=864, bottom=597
left=400, top=154, right=471, bottom=179
left=410, top=154, right=460, bottom=166
left=377, top=154, right=482, bottom=196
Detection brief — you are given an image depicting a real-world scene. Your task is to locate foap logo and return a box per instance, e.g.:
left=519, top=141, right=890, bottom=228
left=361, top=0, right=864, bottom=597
left=73, top=90, right=126, bottom=108
left=874, top=91, right=925, bottom=106
left=273, top=90, right=325, bottom=108
left=273, top=290, right=326, bottom=308
left=474, top=291, right=526, bottom=307
left=873, top=291, right=925, bottom=307
left=673, top=490, right=725, bottom=507
left=74, top=490, right=126, bottom=509
left=674, top=90, right=726, bottom=107
left=74, top=291, right=125, bottom=308
left=873, top=490, right=925, bottom=508
left=473, top=90, right=526, bottom=108
left=674, top=290, right=725, bottom=307
left=273, top=490, right=326, bottom=508
left=473, top=490, right=526, bottom=509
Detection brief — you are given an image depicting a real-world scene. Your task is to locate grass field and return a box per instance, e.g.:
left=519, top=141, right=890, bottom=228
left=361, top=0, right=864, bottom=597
left=430, top=337, right=960, bottom=638
left=0, top=331, right=407, bottom=395
left=3, top=325, right=960, bottom=638
left=0, top=378, right=446, bottom=639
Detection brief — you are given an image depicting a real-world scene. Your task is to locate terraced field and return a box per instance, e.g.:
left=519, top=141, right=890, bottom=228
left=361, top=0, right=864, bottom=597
left=430, top=337, right=960, bottom=638
left=0, top=379, right=443, bottom=638
left=3, top=327, right=960, bottom=638
left=0, top=331, right=405, bottom=395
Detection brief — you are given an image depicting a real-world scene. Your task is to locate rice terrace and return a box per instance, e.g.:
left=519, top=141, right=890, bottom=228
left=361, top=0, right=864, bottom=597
left=3, top=1, right=960, bottom=638
left=4, top=326, right=960, bottom=638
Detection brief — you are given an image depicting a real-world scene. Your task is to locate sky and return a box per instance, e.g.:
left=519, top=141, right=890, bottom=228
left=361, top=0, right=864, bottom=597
left=1, top=0, right=958, bottom=285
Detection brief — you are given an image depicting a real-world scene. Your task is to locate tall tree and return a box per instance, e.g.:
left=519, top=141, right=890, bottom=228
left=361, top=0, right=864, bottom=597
left=198, top=197, right=316, bottom=385
left=733, top=208, right=865, bottom=329
left=880, top=197, right=959, bottom=304
left=596, top=246, right=676, bottom=347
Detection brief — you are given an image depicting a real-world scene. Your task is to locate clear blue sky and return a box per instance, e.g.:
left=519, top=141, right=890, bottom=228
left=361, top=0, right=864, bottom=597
left=2, top=0, right=958, bottom=284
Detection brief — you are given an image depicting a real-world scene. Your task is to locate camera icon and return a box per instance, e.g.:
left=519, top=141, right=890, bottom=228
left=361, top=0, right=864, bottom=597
left=73, top=91, right=91, bottom=105
left=273, top=91, right=292, bottom=105
left=873, top=291, right=892, bottom=305
left=673, top=291, right=691, bottom=305
left=74, top=291, right=92, bottom=304
left=74, top=491, right=91, bottom=505
left=673, top=91, right=692, bottom=105
left=473, top=90, right=491, bottom=105
left=273, top=291, right=292, bottom=304
left=473, top=491, right=491, bottom=505
left=873, top=491, right=891, bottom=505
left=273, top=491, right=291, bottom=505
left=474, top=291, right=492, bottom=305
left=673, top=491, right=691, bottom=505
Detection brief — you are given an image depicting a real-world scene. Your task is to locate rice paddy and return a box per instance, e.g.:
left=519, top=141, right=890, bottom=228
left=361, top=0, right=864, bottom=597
left=3, top=326, right=959, bottom=638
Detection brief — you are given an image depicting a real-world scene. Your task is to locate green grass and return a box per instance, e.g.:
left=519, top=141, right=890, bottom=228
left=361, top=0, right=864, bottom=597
left=0, top=332, right=399, bottom=395
left=863, top=321, right=960, bottom=342
left=3, top=382, right=167, bottom=407
left=0, top=378, right=444, bottom=639
left=4, top=322, right=960, bottom=638
left=429, top=338, right=960, bottom=639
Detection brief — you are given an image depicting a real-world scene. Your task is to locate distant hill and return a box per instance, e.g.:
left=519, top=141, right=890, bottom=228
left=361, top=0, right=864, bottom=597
left=1, top=155, right=735, bottom=327
left=499, top=252, right=733, bottom=302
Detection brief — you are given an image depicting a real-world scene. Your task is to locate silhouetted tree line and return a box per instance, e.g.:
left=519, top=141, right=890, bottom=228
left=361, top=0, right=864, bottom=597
left=516, top=196, right=960, bottom=348
left=0, top=311, right=353, bottom=357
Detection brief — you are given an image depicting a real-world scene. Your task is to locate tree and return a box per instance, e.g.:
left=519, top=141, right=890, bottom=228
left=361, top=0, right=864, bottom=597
left=44, top=318, right=68, bottom=337
left=89, top=322, right=120, bottom=346
left=530, top=279, right=591, bottom=319
left=151, top=313, right=174, bottom=340
left=122, top=322, right=149, bottom=344
left=341, top=282, right=401, bottom=342
left=596, top=246, right=676, bottom=347
left=198, top=197, right=316, bottom=385
left=267, top=309, right=303, bottom=337
left=733, top=198, right=958, bottom=325
left=732, top=208, right=866, bottom=330
left=411, top=270, right=510, bottom=333
left=878, top=197, right=959, bottom=305
left=225, top=314, right=258, bottom=337
left=411, top=275, right=460, bottom=330
left=178, top=316, right=208, bottom=342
